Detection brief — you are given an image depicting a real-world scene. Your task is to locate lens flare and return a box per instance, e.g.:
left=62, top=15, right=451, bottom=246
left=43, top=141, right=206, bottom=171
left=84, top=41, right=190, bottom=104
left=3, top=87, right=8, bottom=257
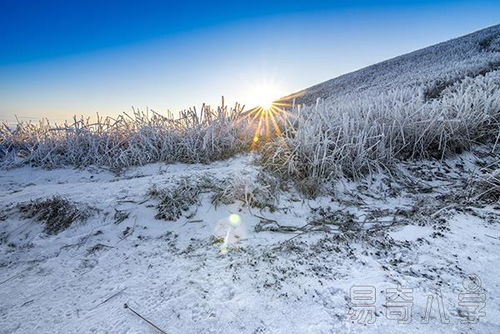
left=229, top=213, right=241, bottom=226
left=220, top=245, right=228, bottom=254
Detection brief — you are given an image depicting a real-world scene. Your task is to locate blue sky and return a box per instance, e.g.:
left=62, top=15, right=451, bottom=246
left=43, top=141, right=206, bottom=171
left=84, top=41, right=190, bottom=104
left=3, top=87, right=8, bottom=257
left=1, top=0, right=499, bottom=123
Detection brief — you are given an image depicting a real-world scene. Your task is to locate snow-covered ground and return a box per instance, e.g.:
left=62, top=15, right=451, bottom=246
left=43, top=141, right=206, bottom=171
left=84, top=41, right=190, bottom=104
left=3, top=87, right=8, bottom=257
left=0, top=146, right=498, bottom=333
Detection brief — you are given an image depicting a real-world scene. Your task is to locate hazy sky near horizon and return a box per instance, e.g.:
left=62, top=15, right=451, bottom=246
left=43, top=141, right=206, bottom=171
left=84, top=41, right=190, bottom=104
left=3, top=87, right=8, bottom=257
left=1, top=0, right=499, bottom=123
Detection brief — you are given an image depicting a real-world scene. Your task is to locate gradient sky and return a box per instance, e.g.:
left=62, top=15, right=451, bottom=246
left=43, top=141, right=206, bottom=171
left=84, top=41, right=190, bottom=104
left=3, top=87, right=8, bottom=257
left=1, top=0, right=499, bottom=123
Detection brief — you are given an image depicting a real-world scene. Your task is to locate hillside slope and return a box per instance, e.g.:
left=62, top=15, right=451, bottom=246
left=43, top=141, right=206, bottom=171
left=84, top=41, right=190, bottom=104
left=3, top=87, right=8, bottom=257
left=283, top=24, right=500, bottom=106
left=263, top=24, right=500, bottom=184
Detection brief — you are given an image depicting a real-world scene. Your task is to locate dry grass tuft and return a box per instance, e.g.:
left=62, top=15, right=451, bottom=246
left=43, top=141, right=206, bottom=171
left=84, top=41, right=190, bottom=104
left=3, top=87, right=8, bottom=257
left=211, top=172, right=280, bottom=211
left=148, top=175, right=216, bottom=221
left=17, top=196, right=93, bottom=234
left=473, top=169, right=500, bottom=203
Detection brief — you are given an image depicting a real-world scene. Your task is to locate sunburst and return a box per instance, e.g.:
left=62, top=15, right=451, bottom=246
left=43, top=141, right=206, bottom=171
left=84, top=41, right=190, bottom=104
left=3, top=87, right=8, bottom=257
left=240, top=102, right=297, bottom=147
left=235, top=79, right=303, bottom=146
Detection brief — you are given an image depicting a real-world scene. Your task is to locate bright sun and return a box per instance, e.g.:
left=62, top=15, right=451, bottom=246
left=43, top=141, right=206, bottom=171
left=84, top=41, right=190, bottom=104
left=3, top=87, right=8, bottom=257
left=237, top=78, right=297, bottom=147
left=247, top=80, right=283, bottom=110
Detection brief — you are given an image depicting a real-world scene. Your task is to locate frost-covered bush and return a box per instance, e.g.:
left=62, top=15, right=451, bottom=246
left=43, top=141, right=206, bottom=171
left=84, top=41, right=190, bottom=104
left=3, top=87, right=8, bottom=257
left=262, top=71, right=500, bottom=182
left=0, top=100, right=250, bottom=170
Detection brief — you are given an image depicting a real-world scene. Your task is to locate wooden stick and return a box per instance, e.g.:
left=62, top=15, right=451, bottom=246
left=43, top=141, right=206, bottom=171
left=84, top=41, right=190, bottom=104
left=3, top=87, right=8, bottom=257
left=124, top=303, right=168, bottom=334
left=89, top=288, right=126, bottom=310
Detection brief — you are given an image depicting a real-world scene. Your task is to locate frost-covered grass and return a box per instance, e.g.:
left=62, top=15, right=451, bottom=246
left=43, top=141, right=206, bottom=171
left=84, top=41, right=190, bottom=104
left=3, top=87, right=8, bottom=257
left=262, top=71, right=500, bottom=184
left=148, top=171, right=281, bottom=222
left=257, top=24, right=500, bottom=186
left=0, top=100, right=250, bottom=171
left=3, top=70, right=498, bottom=186
left=1, top=25, right=499, bottom=191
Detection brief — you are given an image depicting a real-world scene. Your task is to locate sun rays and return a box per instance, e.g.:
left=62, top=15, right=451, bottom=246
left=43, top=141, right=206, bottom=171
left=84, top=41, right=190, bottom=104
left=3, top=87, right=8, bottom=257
left=229, top=76, right=303, bottom=147
left=238, top=99, right=296, bottom=147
